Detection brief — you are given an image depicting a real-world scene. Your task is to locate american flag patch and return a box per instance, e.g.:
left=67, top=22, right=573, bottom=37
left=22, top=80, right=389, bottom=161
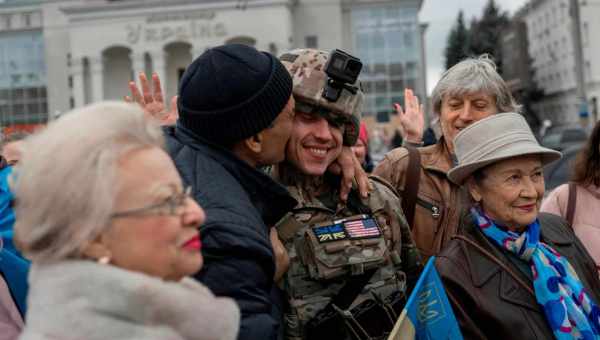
left=344, top=218, right=381, bottom=239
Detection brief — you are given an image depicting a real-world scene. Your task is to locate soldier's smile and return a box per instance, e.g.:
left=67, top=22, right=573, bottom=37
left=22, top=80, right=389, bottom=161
left=287, top=112, right=344, bottom=176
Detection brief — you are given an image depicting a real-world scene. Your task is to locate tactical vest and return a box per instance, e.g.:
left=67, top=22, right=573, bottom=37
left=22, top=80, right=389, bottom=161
left=276, top=176, right=413, bottom=340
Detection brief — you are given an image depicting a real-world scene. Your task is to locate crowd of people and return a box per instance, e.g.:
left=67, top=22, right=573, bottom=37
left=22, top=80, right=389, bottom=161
left=0, top=42, right=599, bottom=340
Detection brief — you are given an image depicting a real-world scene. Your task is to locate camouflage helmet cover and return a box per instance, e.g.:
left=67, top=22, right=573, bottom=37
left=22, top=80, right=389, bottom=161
left=279, top=49, right=364, bottom=146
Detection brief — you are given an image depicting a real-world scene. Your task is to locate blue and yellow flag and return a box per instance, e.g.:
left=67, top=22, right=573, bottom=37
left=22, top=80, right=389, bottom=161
left=388, top=257, right=463, bottom=340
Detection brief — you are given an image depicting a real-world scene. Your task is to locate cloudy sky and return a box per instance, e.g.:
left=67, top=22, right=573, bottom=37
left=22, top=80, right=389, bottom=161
left=420, top=0, right=528, bottom=94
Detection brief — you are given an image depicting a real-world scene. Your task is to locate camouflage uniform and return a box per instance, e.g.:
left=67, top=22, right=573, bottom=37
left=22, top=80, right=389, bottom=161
left=275, top=49, right=422, bottom=340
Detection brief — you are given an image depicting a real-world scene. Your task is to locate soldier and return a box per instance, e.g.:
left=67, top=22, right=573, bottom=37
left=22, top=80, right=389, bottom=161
left=273, top=49, right=421, bottom=340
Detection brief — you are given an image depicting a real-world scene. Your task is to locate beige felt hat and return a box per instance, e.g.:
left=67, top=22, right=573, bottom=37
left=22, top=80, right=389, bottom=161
left=447, top=112, right=562, bottom=185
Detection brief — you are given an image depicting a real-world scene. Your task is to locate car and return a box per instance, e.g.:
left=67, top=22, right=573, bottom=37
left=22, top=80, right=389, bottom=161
left=541, top=126, right=588, bottom=151
left=543, top=143, right=583, bottom=193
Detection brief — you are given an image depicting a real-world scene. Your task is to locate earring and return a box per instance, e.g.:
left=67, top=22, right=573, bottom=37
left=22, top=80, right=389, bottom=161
left=98, top=255, right=111, bottom=265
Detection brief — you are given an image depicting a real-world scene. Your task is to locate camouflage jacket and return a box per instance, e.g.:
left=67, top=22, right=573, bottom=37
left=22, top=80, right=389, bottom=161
left=274, top=169, right=421, bottom=339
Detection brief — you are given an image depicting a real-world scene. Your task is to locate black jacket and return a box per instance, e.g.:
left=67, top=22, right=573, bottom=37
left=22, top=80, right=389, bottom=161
left=165, top=125, right=297, bottom=340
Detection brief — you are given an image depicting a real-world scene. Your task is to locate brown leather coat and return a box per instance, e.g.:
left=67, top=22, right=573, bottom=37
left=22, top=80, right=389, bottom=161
left=436, top=212, right=600, bottom=340
left=373, top=139, right=465, bottom=260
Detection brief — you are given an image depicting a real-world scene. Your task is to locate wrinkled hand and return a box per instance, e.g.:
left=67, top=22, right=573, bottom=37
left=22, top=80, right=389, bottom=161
left=394, top=88, right=424, bottom=143
left=124, top=72, right=178, bottom=126
left=328, top=146, right=372, bottom=202
left=270, top=228, right=289, bottom=283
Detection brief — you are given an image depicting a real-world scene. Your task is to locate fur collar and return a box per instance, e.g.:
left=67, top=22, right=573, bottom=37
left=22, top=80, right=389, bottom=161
left=21, top=260, right=239, bottom=340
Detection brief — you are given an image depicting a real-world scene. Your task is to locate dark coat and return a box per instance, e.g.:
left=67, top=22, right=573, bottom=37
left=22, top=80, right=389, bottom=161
left=436, top=212, right=600, bottom=340
left=165, top=125, right=297, bottom=340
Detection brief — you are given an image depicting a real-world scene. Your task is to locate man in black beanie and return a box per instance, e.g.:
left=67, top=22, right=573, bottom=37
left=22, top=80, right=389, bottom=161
left=164, top=44, right=297, bottom=340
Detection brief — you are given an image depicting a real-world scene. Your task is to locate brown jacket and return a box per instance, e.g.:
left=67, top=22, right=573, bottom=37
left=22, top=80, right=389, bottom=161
left=373, top=139, right=464, bottom=260
left=436, top=212, right=600, bottom=340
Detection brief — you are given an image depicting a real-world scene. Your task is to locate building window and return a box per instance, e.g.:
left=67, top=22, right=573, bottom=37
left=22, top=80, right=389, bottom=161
left=22, top=13, right=31, bottom=27
left=305, top=35, right=318, bottom=48
left=269, top=43, right=277, bottom=56
left=586, top=61, right=592, bottom=75
left=351, top=4, right=423, bottom=117
left=0, top=31, right=48, bottom=126
left=3, top=14, right=12, bottom=30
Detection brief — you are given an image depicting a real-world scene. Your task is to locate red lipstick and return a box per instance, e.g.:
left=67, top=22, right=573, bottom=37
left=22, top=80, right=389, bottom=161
left=183, top=235, right=202, bottom=251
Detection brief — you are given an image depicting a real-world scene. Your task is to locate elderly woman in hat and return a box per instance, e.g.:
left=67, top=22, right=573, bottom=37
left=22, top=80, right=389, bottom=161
left=436, top=113, right=600, bottom=339
left=14, top=102, right=239, bottom=340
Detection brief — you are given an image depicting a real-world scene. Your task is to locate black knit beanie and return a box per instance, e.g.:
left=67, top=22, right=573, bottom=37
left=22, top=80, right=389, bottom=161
left=178, top=44, right=293, bottom=146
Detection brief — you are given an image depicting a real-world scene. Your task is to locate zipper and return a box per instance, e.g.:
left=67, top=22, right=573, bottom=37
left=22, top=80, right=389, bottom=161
left=416, top=197, right=441, bottom=219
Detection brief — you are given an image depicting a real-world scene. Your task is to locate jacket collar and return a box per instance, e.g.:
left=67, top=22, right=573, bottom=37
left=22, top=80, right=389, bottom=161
left=173, top=125, right=297, bottom=226
left=420, top=137, right=455, bottom=175
left=459, top=213, right=574, bottom=313
left=25, top=261, right=240, bottom=340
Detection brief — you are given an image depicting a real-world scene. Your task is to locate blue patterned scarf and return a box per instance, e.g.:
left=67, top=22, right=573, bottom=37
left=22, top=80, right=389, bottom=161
left=471, top=207, right=600, bottom=340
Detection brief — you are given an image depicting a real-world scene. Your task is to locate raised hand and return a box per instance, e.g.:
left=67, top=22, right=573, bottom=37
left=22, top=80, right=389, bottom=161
left=125, top=72, right=178, bottom=126
left=393, top=88, right=424, bottom=144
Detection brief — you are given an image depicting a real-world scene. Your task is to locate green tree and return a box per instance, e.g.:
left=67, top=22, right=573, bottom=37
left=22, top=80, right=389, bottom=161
left=468, top=0, right=510, bottom=73
left=444, top=10, right=470, bottom=70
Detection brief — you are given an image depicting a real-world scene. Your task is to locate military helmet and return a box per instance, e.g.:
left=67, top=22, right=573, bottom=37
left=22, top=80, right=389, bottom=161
left=279, top=49, right=364, bottom=146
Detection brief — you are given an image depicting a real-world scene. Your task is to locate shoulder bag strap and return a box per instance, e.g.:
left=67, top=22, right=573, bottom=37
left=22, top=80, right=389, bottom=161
left=566, top=182, right=577, bottom=227
left=452, top=234, right=535, bottom=297
left=402, top=146, right=421, bottom=229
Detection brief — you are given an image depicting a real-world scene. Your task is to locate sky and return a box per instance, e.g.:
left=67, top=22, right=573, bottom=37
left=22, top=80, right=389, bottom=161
left=420, top=0, right=528, bottom=94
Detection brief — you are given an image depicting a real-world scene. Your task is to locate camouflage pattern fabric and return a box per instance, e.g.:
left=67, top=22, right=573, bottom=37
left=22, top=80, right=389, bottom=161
left=279, top=49, right=364, bottom=146
left=275, top=172, right=421, bottom=340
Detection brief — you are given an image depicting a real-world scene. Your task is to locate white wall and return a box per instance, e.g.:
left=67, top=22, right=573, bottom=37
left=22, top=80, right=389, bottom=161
left=292, top=0, right=343, bottom=51
left=42, top=1, right=76, bottom=117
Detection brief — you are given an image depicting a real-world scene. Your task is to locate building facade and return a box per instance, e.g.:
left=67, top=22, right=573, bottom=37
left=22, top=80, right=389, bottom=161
left=0, top=0, right=427, bottom=129
left=519, top=0, right=600, bottom=125
left=0, top=0, right=46, bottom=128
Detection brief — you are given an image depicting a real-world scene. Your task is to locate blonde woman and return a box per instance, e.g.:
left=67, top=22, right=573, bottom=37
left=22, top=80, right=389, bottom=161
left=14, top=102, right=239, bottom=340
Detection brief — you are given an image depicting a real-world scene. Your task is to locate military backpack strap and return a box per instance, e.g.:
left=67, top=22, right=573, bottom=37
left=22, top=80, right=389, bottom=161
left=347, top=189, right=372, bottom=215
left=275, top=212, right=305, bottom=243
left=566, top=182, right=577, bottom=228
left=402, top=146, right=421, bottom=229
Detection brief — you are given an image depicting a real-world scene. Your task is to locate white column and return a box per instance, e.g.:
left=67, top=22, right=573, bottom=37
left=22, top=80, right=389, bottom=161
left=70, top=57, right=85, bottom=108
left=151, top=50, right=168, bottom=94
left=89, top=56, right=104, bottom=102
left=192, top=45, right=207, bottom=60
left=130, top=51, right=146, bottom=76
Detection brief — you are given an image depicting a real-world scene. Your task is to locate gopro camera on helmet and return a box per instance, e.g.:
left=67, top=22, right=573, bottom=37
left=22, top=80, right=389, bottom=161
left=322, top=49, right=363, bottom=102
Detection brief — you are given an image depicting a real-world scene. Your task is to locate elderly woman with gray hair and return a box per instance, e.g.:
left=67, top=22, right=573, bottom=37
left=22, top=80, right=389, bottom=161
left=374, top=55, right=520, bottom=261
left=13, top=102, right=239, bottom=340
left=436, top=113, right=600, bottom=339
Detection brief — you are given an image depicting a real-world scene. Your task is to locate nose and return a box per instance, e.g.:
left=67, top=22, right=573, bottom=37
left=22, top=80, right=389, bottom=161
left=312, top=117, right=333, bottom=141
left=183, top=197, right=206, bottom=228
left=458, top=101, right=476, bottom=123
left=520, top=177, right=538, bottom=199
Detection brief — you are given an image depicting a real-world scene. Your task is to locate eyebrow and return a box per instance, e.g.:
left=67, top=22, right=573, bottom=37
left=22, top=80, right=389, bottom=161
left=147, top=183, right=181, bottom=199
left=496, top=166, right=543, bottom=176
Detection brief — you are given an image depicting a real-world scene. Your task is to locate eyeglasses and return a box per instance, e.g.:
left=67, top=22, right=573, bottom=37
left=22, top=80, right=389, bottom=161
left=110, top=186, right=192, bottom=219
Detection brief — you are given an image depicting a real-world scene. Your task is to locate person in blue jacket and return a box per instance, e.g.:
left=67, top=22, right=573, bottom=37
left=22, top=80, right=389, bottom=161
left=0, top=160, right=30, bottom=338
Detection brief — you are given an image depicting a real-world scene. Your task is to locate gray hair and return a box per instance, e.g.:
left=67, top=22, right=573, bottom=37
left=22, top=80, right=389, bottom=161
left=13, top=102, right=164, bottom=263
left=431, top=55, right=520, bottom=115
